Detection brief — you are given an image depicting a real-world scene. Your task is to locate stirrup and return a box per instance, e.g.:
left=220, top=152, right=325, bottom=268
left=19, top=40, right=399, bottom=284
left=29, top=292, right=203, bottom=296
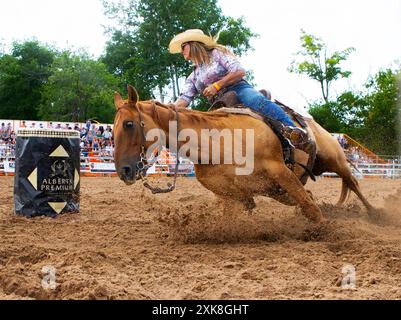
left=283, top=126, right=308, bottom=147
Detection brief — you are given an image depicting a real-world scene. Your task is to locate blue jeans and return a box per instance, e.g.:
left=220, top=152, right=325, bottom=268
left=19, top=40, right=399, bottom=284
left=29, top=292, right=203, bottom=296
left=227, top=80, right=295, bottom=127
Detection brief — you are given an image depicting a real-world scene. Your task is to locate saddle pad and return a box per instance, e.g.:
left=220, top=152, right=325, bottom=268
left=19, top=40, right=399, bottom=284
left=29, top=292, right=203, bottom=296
left=212, top=107, right=263, bottom=121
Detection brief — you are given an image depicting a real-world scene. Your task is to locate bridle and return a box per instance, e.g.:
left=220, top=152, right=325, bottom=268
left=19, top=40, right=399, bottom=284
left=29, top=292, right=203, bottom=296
left=132, top=101, right=180, bottom=194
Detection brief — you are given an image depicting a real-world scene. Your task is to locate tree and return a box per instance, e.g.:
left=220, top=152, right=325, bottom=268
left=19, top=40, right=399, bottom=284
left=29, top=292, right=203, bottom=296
left=0, top=40, right=55, bottom=120
left=101, top=0, right=256, bottom=106
left=308, top=90, right=368, bottom=135
left=289, top=30, right=355, bottom=104
left=39, top=50, right=118, bottom=123
left=308, top=102, right=344, bottom=133
left=308, top=66, right=400, bottom=155
left=359, top=68, right=400, bottom=155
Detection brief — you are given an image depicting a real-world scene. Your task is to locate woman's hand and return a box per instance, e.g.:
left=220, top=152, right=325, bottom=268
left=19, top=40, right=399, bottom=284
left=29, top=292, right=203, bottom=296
left=203, top=71, right=245, bottom=98
left=203, top=84, right=218, bottom=97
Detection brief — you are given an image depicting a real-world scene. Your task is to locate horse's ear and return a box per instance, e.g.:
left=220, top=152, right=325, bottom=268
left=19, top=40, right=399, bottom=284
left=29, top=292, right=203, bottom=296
left=127, top=85, right=139, bottom=105
left=114, top=91, right=123, bottom=110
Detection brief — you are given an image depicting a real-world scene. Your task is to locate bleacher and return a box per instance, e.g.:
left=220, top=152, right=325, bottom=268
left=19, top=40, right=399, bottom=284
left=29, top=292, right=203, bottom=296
left=331, top=133, right=401, bottom=179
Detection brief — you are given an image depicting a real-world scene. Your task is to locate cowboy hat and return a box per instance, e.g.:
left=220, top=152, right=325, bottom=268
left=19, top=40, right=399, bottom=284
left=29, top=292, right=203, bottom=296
left=169, top=29, right=217, bottom=54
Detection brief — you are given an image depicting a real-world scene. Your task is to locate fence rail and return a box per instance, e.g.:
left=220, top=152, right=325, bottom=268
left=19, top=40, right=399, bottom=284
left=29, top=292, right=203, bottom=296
left=321, top=162, right=401, bottom=179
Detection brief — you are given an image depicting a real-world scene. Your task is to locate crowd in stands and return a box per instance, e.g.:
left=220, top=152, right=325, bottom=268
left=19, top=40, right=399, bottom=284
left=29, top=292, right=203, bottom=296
left=78, top=121, right=114, bottom=161
left=0, top=122, right=16, bottom=160
left=336, top=134, right=377, bottom=164
left=1, top=120, right=115, bottom=162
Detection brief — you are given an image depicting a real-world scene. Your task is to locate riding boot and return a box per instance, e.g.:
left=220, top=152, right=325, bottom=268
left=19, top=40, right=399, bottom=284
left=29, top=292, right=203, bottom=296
left=282, top=126, right=313, bottom=154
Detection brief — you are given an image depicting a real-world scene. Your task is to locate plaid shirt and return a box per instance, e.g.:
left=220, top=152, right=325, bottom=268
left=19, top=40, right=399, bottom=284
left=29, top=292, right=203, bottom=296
left=179, top=49, right=245, bottom=103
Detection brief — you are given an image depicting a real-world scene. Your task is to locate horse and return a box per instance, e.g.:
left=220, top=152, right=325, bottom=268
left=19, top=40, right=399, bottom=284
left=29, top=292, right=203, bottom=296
left=113, top=85, right=376, bottom=225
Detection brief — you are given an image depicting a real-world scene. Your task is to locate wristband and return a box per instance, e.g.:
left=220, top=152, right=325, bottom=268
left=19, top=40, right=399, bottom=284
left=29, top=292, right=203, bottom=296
left=213, top=82, right=221, bottom=91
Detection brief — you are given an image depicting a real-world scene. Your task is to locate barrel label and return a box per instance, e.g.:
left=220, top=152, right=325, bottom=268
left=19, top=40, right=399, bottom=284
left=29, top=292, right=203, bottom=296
left=15, top=131, right=80, bottom=217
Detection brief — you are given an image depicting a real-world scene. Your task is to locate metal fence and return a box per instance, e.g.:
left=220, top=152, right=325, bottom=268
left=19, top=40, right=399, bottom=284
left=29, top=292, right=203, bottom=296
left=321, top=158, right=401, bottom=179
left=352, top=162, right=401, bottom=179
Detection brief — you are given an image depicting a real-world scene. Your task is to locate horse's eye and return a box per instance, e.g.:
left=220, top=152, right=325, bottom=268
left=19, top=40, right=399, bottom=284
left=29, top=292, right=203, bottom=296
left=124, top=121, right=135, bottom=129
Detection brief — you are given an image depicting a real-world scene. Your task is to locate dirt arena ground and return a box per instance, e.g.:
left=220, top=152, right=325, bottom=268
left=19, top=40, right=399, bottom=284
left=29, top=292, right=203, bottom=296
left=1, top=175, right=401, bottom=300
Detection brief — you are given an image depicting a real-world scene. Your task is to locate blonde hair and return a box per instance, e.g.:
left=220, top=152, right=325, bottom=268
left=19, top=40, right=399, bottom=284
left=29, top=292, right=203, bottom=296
left=188, top=36, right=235, bottom=66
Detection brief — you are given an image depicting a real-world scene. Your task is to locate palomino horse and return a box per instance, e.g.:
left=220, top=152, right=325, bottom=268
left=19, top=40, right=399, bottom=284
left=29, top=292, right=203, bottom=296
left=113, top=85, right=375, bottom=225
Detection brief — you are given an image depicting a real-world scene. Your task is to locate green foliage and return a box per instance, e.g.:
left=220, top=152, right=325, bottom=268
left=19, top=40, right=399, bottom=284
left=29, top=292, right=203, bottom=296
left=290, top=30, right=400, bottom=155
left=102, top=0, right=257, bottom=105
left=309, top=91, right=368, bottom=134
left=359, top=68, right=400, bottom=155
left=0, top=40, right=119, bottom=123
left=308, top=102, right=343, bottom=133
left=0, top=40, right=55, bottom=120
left=308, top=67, right=400, bottom=155
left=289, top=30, right=355, bottom=103
left=39, top=50, right=118, bottom=123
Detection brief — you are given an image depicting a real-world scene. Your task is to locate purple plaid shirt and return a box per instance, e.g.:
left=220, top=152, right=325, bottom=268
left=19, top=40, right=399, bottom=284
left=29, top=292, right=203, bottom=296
left=179, top=49, right=245, bottom=103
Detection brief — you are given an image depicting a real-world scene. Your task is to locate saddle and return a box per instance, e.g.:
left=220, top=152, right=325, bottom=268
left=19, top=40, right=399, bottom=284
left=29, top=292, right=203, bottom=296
left=208, top=90, right=317, bottom=184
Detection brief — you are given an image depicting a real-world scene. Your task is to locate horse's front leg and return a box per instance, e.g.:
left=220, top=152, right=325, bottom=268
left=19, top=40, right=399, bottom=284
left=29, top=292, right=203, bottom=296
left=263, top=160, right=325, bottom=224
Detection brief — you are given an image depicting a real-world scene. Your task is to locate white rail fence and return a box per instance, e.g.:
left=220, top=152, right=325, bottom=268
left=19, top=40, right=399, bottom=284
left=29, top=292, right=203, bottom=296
left=322, top=162, right=401, bottom=179
left=353, top=162, right=401, bottom=179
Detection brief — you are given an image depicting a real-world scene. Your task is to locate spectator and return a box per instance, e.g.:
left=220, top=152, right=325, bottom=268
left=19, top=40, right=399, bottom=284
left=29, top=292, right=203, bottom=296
left=86, top=130, right=94, bottom=145
left=10, top=131, right=16, bottom=143
left=80, top=127, right=88, bottom=139
left=92, top=136, right=99, bottom=152
left=81, top=140, right=90, bottom=159
left=103, top=127, right=112, bottom=140
left=1, top=124, right=8, bottom=141
left=96, top=129, right=103, bottom=140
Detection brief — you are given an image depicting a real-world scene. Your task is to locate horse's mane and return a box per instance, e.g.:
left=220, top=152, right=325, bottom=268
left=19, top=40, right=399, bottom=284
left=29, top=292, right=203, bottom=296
left=139, top=99, right=230, bottom=120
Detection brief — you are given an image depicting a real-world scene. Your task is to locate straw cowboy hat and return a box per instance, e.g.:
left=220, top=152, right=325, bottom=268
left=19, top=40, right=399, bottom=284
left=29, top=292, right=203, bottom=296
left=169, top=29, right=217, bottom=54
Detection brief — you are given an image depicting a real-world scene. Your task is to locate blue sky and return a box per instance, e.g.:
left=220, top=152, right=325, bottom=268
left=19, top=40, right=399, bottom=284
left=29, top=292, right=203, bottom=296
left=1, top=0, right=400, bottom=112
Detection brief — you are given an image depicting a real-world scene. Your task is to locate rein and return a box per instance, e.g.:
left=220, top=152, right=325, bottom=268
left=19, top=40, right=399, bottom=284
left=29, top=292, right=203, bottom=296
left=135, top=101, right=180, bottom=194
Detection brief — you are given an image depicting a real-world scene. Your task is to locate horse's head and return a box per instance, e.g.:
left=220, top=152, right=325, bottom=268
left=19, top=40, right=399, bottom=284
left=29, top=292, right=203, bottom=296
left=113, top=85, right=146, bottom=185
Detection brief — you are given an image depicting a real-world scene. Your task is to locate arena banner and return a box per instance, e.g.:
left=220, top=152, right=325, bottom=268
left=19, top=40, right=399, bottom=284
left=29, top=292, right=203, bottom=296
left=89, top=162, right=116, bottom=173
left=14, top=129, right=81, bottom=217
left=3, top=160, right=15, bottom=173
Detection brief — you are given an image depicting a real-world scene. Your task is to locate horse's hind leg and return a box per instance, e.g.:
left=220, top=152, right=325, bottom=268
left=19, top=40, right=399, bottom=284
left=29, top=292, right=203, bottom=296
left=264, top=160, right=325, bottom=223
left=337, top=179, right=350, bottom=206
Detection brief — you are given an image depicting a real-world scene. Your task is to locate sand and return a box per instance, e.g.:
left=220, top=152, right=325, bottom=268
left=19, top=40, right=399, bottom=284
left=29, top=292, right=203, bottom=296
left=1, top=175, right=401, bottom=300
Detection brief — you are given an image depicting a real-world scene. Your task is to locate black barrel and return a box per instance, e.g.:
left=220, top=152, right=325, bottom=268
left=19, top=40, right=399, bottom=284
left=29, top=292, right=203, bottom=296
left=14, top=129, right=80, bottom=217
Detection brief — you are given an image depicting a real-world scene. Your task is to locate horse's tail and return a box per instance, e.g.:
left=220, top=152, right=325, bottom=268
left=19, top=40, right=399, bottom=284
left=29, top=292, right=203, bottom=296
left=337, top=156, right=361, bottom=206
